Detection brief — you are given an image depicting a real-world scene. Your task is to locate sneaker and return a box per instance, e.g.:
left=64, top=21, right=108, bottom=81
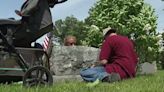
left=102, top=73, right=121, bottom=83
left=86, top=79, right=100, bottom=87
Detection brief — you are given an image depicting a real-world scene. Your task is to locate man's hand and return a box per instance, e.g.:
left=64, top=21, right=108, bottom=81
left=90, top=62, right=101, bottom=68
left=90, top=60, right=108, bottom=68
left=90, top=64, right=96, bottom=68
left=100, top=59, right=108, bottom=65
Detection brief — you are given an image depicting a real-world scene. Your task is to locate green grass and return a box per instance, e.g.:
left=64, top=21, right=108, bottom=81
left=0, top=70, right=164, bottom=92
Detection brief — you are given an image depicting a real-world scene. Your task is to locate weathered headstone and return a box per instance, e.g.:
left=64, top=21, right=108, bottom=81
left=50, top=46, right=100, bottom=81
left=139, top=62, right=157, bottom=75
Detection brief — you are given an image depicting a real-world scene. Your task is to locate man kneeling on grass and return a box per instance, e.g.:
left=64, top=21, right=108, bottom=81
left=80, top=27, right=138, bottom=83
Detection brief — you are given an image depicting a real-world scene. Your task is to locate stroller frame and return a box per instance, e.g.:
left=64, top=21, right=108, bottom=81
left=0, top=0, right=68, bottom=87
left=0, top=31, right=53, bottom=87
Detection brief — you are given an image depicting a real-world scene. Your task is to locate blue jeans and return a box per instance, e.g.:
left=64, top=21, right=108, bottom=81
left=80, top=66, right=109, bottom=82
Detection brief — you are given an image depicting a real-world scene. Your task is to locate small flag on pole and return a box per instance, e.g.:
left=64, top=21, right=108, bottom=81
left=42, top=32, right=52, bottom=51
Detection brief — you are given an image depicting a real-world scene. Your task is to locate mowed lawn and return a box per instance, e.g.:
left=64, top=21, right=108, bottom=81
left=0, top=70, right=164, bottom=92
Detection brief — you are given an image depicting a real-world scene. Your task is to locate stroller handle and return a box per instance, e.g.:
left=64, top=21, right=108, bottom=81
left=57, top=0, right=67, bottom=4
left=49, top=0, right=68, bottom=8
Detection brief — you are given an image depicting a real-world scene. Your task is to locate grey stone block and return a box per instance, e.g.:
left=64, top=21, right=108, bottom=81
left=139, top=62, right=157, bottom=75
left=50, top=46, right=100, bottom=76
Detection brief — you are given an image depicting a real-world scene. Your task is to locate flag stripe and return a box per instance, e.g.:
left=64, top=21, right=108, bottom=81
left=42, top=32, right=52, bottom=51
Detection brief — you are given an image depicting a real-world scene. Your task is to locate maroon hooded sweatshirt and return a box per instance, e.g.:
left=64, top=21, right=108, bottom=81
left=99, top=35, right=138, bottom=79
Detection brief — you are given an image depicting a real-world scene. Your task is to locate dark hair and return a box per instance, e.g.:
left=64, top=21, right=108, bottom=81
left=104, top=28, right=117, bottom=39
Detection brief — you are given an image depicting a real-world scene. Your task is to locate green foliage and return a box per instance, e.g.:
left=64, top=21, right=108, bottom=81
left=159, top=32, right=164, bottom=69
left=162, top=32, right=164, bottom=38
left=54, top=16, right=87, bottom=45
left=159, top=51, right=164, bottom=69
left=85, top=0, right=159, bottom=63
left=81, top=25, right=103, bottom=47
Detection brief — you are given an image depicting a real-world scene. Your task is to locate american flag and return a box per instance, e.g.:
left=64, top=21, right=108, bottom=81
left=42, top=32, right=52, bottom=51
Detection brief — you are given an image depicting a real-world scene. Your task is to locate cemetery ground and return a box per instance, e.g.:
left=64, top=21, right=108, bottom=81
left=0, top=70, right=164, bottom=92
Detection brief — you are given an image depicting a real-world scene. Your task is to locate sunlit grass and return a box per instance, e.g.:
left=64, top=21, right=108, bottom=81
left=0, top=70, right=164, bottom=92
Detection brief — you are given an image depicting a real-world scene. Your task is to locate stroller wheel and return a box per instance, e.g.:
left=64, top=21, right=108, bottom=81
left=23, top=66, right=53, bottom=87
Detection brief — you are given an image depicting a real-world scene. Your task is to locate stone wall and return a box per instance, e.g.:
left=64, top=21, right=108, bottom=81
left=50, top=46, right=100, bottom=76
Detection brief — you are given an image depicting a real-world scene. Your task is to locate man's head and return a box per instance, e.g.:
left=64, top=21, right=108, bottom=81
left=64, top=35, right=77, bottom=46
left=103, top=27, right=117, bottom=39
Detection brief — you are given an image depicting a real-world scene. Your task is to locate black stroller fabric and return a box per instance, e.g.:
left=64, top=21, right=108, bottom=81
left=0, top=0, right=55, bottom=47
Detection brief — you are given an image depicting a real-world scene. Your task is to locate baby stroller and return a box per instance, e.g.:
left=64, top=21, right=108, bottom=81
left=0, top=0, right=67, bottom=87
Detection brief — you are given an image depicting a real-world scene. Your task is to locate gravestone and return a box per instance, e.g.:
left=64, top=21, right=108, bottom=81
left=49, top=46, right=100, bottom=82
left=139, top=62, right=157, bottom=75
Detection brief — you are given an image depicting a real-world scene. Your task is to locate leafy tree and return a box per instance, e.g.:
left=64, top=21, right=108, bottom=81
left=81, top=25, right=102, bottom=48
left=159, top=32, right=164, bottom=69
left=85, top=0, right=159, bottom=63
left=54, top=16, right=87, bottom=45
left=162, top=32, right=164, bottom=40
